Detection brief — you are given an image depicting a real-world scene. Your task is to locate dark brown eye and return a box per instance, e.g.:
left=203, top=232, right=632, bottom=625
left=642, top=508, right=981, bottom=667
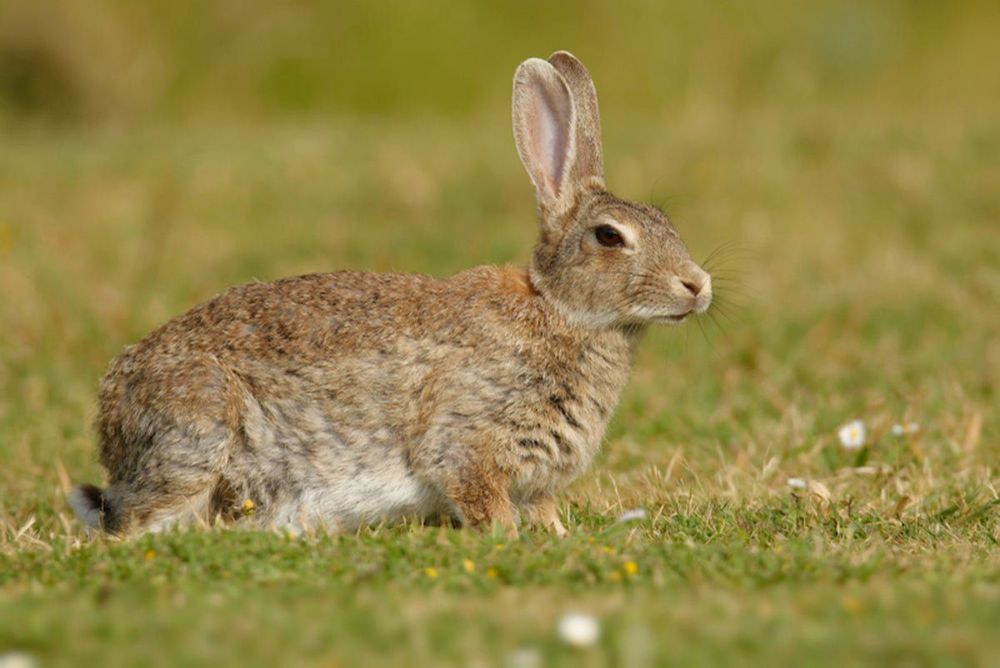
left=594, top=225, right=625, bottom=248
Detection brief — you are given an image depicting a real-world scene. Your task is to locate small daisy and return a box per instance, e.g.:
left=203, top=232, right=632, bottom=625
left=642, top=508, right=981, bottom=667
left=557, top=613, right=601, bottom=647
left=891, top=422, right=920, bottom=436
left=616, top=508, right=648, bottom=523
left=507, top=647, right=541, bottom=668
left=786, top=477, right=807, bottom=490
left=838, top=419, right=866, bottom=449
left=0, top=653, right=36, bottom=668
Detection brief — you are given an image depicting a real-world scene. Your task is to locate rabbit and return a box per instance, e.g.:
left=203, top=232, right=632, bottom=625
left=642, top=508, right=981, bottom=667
left=69, top=51, right=712, bottom=536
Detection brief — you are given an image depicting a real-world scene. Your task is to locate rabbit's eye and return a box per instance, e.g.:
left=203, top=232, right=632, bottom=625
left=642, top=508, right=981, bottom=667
left=594, top=225, right=625, bottom=248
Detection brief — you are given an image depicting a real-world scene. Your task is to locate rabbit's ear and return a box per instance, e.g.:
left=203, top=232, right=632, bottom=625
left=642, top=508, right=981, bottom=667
left=547, top=51, right=604, bottom=189
left=513, top=58, right=578, bottom=214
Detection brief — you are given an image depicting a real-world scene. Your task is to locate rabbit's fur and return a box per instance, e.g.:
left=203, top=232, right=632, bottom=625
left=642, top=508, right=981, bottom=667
left=70, top=51, right=712, bottom=536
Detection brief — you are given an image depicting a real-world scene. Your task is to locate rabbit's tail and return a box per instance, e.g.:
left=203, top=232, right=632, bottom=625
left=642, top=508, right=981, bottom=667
left=68, top=483, right=110, bottom=531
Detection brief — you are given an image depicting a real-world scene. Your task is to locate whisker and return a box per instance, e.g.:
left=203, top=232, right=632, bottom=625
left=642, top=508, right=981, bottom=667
left=705, top=310, right=732, bottom=339
left=694, top=312, right=715, bottom=351
left=700, top=240, right=741, bottom=267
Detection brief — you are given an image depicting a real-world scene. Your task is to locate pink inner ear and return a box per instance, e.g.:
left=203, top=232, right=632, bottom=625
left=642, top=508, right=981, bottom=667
left=529, top=80, right=570, bottom=197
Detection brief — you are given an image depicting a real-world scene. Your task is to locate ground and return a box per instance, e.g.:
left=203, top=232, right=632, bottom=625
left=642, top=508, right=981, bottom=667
left=1, top=7, right=999, bottom=664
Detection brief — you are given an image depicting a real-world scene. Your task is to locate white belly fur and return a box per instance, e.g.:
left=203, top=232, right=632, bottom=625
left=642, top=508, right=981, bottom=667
left=269, top=470, right=447, bottom=532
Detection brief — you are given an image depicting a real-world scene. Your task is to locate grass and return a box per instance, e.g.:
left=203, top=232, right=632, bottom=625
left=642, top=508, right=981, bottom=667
left=2, top=506, right=997, bottom=666
left=1, top=3, right=999, bottom=666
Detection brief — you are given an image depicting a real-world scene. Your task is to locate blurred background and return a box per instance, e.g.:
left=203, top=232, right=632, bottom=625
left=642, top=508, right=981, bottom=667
left=1, top=1, right=997, bottom=123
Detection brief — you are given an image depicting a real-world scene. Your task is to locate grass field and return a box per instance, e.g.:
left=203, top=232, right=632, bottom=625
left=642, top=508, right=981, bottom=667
left=1, top=2, right=999, bottom=667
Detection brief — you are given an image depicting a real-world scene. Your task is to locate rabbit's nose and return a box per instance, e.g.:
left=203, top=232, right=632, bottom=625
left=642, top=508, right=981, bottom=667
left=678, top=264, right=710, bottom=296
left=681, top=279, right=703, bottom=296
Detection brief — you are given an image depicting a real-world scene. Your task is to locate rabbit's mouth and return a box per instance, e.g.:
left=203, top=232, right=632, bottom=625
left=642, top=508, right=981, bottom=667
left=652, top=312, right=692, bottom=325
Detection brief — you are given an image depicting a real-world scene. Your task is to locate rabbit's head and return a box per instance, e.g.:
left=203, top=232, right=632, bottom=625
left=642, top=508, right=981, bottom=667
left=513, top=52, right=712, bottom=329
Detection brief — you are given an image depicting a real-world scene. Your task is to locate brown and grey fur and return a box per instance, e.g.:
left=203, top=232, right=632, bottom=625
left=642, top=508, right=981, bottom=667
left=70, top=52, right=712, bottom=536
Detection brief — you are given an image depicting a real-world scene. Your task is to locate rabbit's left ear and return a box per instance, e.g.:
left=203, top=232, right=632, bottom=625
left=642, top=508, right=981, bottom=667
left=513, top=54, right=606, bottom=217
left=547, top=51, right=604, bottom=190
left=513, top=58, right=578, bottom=214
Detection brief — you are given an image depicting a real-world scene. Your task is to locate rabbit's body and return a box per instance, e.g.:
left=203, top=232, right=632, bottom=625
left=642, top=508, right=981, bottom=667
left=87, top=266, right=633, bottom=532
left=72, top=51, right=713, bottom=535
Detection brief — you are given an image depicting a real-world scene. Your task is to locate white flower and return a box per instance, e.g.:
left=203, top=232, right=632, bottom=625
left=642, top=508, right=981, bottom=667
left=786, top=477, right=807, bottom=489
left=557, top=613, right=601, bottom=647
left=506, top=647, right=541, bottom=668
left=838, top=419, right=866, bottom=449
left=891, top=422, right=919, bottom=436
left=0, top=653, right=37, bottom=668
left=615, top=508, right=648, bottom=523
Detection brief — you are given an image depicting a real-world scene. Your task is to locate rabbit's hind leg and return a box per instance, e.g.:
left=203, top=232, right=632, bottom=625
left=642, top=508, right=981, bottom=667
left=90, top=400, right=235, bottom=534
left=98, top=420, right=236, bottom=534
left=78, top=356, right=243, bottom=534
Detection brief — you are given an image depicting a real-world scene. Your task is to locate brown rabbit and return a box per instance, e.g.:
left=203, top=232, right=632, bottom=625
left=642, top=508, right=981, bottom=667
left=70, top=51, right=712, bottom=536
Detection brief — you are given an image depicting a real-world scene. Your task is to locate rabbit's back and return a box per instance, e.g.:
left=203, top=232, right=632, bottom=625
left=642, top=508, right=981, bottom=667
left=94, top=267, right=631, bottom=530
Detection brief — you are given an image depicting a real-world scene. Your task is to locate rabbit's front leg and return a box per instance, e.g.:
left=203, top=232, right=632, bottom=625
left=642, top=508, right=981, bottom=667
left=440, top=461, right=518, bottom=537
left=520, top=494, right=568, bottom=537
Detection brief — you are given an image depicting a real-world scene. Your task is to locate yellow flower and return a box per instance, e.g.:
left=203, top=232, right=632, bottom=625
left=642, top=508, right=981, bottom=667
left=144, top=549, right=156, bottom=561
left=241, top=499, right=256, bottom=516
left=486, top=567, right=499, bottom=579
left=423, top=567, right=438, bottom=579
left=623, top=561, right=638, bottom=576
left=463, top=559, right=475, bottom=574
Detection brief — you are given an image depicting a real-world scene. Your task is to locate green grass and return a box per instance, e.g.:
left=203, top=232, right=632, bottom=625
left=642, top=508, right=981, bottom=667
left=2, top=505, right=998, bottom=667
left=1, top=2, right=999, bottom=666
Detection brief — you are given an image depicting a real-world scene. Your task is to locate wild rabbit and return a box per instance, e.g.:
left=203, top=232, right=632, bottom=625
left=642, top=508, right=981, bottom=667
left=70, top=51, right=712, bottom=536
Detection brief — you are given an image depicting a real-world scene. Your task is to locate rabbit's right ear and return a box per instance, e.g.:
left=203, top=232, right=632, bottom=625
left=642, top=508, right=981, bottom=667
left=512, top=58, right=578, bottom=216
left=547, top=51, right=604, bottom=191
